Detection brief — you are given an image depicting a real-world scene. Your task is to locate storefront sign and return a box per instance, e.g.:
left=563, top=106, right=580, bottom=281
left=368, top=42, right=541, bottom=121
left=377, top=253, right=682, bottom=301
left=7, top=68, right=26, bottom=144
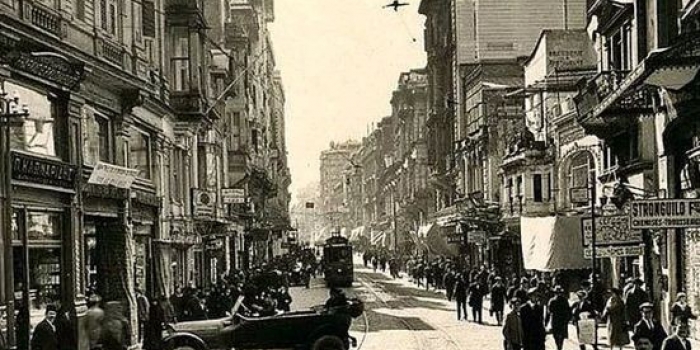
left=630, top=199, right=700, bottom=229
left=3, top=50, right=85, bottom=90
left=582, top=215, right=638, bottom=246
left=133, top=190, right=160, bottom=207
left=446, top=233, right=465, bottom=244
left=83, top=183, right=129, bottom=200
left=584, top=244, right=644, bottom=258
left=222, top=188, right=246, bottom=204
left=11, top=152, right=76, bottom=189
left=192, top=189, right=216, bottom=219
left=87, top=162, right=139, bottom=189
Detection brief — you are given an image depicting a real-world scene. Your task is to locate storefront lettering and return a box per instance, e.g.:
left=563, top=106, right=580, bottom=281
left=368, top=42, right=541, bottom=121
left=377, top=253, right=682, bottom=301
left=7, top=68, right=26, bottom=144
left=11, top=152, right=76, bottom=189
left=4, top=51, right=84, bottom=89
left=83, top=183, right=129, bottom=200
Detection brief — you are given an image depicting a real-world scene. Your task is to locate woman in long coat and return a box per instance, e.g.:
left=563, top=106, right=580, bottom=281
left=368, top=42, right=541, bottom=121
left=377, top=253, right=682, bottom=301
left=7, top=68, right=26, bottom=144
left=601, top=288, right=630, bottom=350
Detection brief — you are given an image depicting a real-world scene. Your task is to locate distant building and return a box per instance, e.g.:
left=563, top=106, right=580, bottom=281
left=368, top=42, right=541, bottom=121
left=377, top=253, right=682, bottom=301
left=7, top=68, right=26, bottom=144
left=319, top=140, right=361, bottom=239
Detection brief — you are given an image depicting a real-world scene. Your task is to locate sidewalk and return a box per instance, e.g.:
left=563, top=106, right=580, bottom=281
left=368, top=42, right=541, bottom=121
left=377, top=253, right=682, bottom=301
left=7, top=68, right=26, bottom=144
left=361, top=262, right=682, bottom=350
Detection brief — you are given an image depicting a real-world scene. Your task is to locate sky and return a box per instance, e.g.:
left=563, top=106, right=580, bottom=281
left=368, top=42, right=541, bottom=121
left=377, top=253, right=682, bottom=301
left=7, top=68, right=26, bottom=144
left=268, top=0, right=426, bottom=201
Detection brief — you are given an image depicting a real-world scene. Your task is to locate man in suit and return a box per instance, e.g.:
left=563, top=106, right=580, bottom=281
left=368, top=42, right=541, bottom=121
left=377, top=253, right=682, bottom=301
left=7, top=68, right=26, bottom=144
left=660, top=324, right=691, bottom=350
left=634, top=303, right=667, bottom=350
left=520, top=288, right=546, bottom=350
left=31, top=304, right=59, bottom=350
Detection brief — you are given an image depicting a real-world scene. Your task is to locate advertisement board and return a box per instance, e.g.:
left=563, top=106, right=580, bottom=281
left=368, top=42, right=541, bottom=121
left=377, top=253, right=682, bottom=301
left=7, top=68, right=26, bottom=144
left=582, top=215, right=638, bottom=246
left=583, top=245, right=644, bottom=259
left=630, top=199, right=700, bottom=229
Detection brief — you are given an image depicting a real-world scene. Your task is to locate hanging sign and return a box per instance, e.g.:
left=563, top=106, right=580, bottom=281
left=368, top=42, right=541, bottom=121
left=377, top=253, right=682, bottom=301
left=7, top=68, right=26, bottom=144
left=87, top=162, right=139, bottom=189
left=629, top=199, right=700, bottom=229
left=584, top=244, right=644, bottom=259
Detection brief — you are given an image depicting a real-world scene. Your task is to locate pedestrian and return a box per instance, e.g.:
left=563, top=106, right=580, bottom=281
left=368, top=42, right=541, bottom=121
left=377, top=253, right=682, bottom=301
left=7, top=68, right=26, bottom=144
left=86, top=294, right=105, bottom=350
left=503, top=297, right=524, bottom=350
left=491, top=277, right=507, bottom=326
left=468, top=280, right=484, bottom=324
left=626, top=278, right=650, bottom=328
left=670, top=292, right=696, bottom=326
left=55, top=303, right=77, bottom=350
left=634, top=335, right=655, bottom=350
left=454, top=273, right=468, bottom=321
left=136, top=288, right=149, bottom=343
left=573, top=290, right=598, bottom=350
left=31, top=304, right=59, bottom=350
left=633, top=302, right=667, bottom=350
left=520, top=288, right=546, bottom=350
left=144, top=297, right=165, bottom=350
left=160, top=294, right=177, bottom=324
left=660, top=323, right=691, bottom=350
left=602, top=288, right=630, bottom=350
left=546, top=286, right=571, bottom=350
left=101, top=301, right=130, bottom=350
left=170, top=287, right=184, bottom=321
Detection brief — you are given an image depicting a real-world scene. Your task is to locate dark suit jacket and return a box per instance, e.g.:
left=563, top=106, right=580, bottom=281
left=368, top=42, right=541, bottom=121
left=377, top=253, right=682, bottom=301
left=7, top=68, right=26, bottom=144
left=520, top=302, right=546, bottom=350
left=31, top=319, right=58, bottom=350
left=634, top=319, right=668, bottom=350
left=661, top=336, right=691, bottom=350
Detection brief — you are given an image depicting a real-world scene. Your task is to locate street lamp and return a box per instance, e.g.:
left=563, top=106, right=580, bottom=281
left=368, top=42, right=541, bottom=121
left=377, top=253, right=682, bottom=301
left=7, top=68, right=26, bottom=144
left=0, top=75, right=31, bottom=349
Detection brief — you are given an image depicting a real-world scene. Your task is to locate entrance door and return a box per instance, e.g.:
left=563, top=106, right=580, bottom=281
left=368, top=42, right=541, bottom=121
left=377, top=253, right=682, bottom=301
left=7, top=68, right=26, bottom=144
left=12, top=209, right=63, bottom=350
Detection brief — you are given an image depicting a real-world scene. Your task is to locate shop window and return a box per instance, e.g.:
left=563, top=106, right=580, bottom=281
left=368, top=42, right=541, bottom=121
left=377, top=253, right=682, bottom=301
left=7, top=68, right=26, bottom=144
left=130, top=127, right=152, bottom=180
left=6, top=82, right=60, bottom=158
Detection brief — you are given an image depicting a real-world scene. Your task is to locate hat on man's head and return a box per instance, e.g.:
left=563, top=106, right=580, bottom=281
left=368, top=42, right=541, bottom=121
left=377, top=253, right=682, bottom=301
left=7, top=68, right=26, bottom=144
left=553, top=285, right=564, bottom=293
left=45, top=304, right=58, bottom=313
left=639, top=302, right=654, bottom=311
left=527, top=287, right=539, bottom=296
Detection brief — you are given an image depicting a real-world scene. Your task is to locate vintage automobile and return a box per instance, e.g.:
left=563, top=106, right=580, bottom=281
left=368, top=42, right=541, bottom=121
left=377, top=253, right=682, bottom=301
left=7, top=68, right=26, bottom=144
left=163, top=297, right=363, bottom=350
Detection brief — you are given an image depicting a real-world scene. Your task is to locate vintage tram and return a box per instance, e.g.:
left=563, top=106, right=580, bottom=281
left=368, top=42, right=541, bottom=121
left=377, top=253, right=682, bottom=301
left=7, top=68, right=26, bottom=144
left=322, top=232, right=354, bottom=287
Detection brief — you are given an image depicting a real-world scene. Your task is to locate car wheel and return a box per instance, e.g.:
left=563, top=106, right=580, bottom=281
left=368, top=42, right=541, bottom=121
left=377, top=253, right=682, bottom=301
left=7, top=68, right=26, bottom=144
left=311, top=335, right=346, bottom=350
left=165, top=340, right=204, bottom=350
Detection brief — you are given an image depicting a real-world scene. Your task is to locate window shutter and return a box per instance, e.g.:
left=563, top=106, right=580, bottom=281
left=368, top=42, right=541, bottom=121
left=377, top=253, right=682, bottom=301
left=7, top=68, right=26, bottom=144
left=142, top=0, right=156, bottom=38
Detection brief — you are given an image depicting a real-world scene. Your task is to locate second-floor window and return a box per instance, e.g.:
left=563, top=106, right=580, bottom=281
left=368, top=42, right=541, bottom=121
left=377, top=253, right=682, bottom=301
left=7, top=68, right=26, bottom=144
left=172, top=32, right=190, bottom=92
left=99, top=0, right=118, bottom=35
left=129, top=128, right=152, bottom=180
left=533, top=174, right=543, bottom=203
left=7, top=82, right=63, bottom=159
left=605, top=22, right=633, bottom=71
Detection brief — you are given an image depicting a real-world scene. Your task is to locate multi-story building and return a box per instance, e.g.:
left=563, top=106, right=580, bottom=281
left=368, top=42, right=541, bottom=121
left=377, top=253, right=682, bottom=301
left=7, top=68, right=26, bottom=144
left=572, top=0, right=700, bottom=333
left=319, top=140, right=361, bottom=240
left=0, top=0, right=288, bottom=348
left=388, top=70, right=432, bottom=254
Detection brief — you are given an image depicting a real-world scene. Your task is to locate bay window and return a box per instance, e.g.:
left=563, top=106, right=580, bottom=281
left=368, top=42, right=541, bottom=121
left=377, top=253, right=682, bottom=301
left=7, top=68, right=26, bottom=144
left=170, top=26, right=204, bottom=92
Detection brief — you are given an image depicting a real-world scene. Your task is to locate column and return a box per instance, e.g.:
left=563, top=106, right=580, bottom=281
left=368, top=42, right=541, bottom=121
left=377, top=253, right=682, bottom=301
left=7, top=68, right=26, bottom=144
left=67, top=94, right=89, bottom=350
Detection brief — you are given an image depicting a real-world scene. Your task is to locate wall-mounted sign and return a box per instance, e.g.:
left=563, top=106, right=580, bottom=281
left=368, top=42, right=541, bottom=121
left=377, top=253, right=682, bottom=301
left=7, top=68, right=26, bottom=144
left=582, top=215, right=638, bottom=246
left=192, top=189, right=216, bottom=219
left=83, top=183, right=129, bottom=200
left=584, top=244, right=644, bottom=259
left=630, top=199, right=700, bottom=229
left=11, top=151, right=77, bottom=189
left=87, top=162, right=139, bottom=189
left=222, top=188, right=246, bottom=204
left=570, top=187, right=589, bottom=204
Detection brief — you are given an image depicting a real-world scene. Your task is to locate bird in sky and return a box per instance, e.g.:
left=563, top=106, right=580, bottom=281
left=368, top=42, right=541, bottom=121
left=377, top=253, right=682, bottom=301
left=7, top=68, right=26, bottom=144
left=383, top=0, right=409, bottom=11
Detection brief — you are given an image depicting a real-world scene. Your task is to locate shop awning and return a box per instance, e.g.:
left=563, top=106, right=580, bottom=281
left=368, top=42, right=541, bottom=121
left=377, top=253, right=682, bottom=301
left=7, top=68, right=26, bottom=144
left=371, top=231, right=386, bottom=247
left=520, top=216, right=591, bottom=271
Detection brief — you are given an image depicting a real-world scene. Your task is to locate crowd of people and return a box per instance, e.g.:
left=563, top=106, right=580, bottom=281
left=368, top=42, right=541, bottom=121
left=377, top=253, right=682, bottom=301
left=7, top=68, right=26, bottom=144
left=20, top=249, right=321, bottom=350
left=362, top=251, right=697, bottom=350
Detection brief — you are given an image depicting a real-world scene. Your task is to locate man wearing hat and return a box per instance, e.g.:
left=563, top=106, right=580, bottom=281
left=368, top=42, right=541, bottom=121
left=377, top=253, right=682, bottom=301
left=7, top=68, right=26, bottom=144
left=633, top=302, right=667, bottom=350
left=626, top=278, right=650, bottom=327
left=520, top=287, right=547, bottom=350
left=31, top=304, right=59, bottom=350
left=547, top=286, right=571, bottom=350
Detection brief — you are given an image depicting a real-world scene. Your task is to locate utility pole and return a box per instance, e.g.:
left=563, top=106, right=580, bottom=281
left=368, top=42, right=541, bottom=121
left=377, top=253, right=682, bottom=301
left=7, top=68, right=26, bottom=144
left=589, top=163, right=599, bottom=349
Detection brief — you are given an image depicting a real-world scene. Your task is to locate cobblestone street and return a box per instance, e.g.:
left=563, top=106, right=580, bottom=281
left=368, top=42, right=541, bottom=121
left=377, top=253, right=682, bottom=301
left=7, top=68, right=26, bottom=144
left=288, top=262, right=591, bottom=350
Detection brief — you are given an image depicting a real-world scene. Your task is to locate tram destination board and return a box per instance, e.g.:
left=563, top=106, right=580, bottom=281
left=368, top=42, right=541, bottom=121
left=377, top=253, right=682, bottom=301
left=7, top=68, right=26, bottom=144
left=630, top=199, right=700, bottom=229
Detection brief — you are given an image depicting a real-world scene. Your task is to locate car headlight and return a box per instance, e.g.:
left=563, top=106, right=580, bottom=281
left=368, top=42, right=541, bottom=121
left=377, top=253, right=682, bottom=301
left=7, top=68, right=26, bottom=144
left=338, top=269, right=342, bottom=273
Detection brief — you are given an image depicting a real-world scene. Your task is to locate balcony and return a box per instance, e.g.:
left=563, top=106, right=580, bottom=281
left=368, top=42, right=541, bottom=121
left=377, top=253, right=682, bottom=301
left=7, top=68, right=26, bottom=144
left=96, top=38, right=124, bottom=68
left=171, top=90, right=207, bottom=116
left=28, top=3, right=62, bottom=36
left=574, top=69, right=656, bottom=135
